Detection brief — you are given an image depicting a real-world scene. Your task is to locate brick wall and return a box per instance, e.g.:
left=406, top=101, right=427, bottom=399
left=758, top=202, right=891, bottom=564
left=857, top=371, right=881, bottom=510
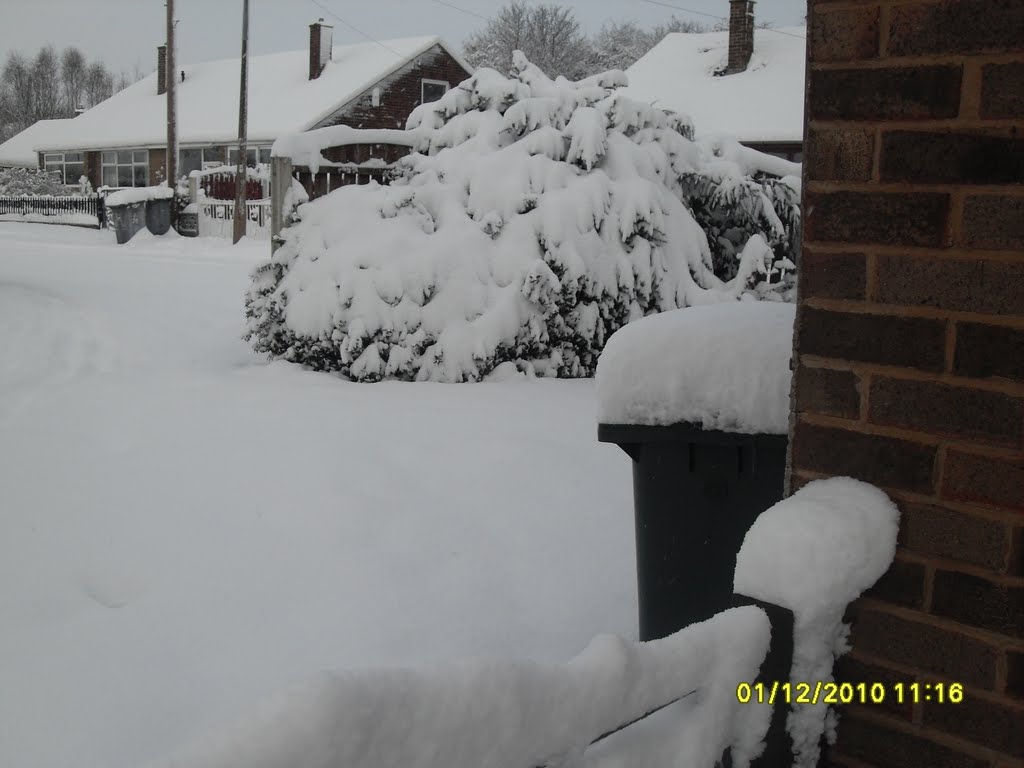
left=727, top=0, right=756, bottom=74
left=793, top=1, right=1024, bottom=766
left=314, top=45, right=471, bottom=131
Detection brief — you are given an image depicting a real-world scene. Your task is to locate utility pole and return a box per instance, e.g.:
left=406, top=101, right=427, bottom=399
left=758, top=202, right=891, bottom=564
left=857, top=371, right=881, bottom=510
left=166, top=0, right=177, bottom=189
left=232, top=0, right=250, bottom=244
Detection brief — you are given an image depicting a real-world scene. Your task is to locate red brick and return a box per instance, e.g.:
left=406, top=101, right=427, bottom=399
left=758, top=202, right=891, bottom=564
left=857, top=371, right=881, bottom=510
left=923, top=693, right=1024, bottom=757
left=954, top=323, right=1024, bottom=382
left=962, top=196, right=1024, bottom=251
left=943, top=449, right=1024, bottom=510
left=811, top=5, right=880, bottom=62
left=880, top=130, right=1024, bottom=185
left=793, top=421, right=937, bottom=493
left=981, top=62, right=1024, bottom=119
left=833, top=655, right=914, bottom=720
left=800, top=250, right=867, bottom=300
left=805, top=128, right=875, bottom=182
left=806, top=191, right=949, bottom=247
left=795, top=366, right=862, bottom=420
left=868, top=377, right=1023, bottom=447
left=850, top=608, right=1000, bottom=690
left=876, top=254, right=1024, bottom=316
left=798, top=307, right=946, bottom=371
left=889, top=0, right=1024, bottom=56
left=898, top=503, right=1011, bottom=573
left=809, top=65, right=962, bottom=121
left=1008, top=649, right=1024, bottom=699
left=931, top=569, right=1024, bottom=638
left=865, top=558, right=926, bottom=609
left=836, top=714, right=988, bottom=768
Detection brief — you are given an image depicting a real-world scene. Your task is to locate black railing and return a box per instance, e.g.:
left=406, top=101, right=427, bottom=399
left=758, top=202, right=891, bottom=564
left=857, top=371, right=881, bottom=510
left=0, top=194, right=104, bottom=228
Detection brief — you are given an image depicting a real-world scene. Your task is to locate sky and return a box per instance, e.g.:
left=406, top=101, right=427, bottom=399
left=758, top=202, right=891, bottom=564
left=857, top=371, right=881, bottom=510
left=0, top=0, right=807, bottom=75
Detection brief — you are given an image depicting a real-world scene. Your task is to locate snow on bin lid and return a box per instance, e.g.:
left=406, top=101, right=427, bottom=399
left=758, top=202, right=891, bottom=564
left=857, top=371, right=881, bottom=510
left=105, top=185, right=174, bottom=207
left=595, top=301, right=795, bottom=434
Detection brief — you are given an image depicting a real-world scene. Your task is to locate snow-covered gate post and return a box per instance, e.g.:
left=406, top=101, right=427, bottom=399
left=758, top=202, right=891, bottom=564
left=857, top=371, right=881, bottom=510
left=270, top=154, right=292, bottom=255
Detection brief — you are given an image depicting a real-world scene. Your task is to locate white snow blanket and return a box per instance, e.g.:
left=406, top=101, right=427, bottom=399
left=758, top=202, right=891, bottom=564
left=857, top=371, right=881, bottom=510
left=247, top=53, right=799, bottom=383
left=734, top=478, right=900, bottom=768
left=105, top=185, right=174, bottom=207
left=144, top=607, right=771, bottom=768
left=595, top=301, right=795, bottom=433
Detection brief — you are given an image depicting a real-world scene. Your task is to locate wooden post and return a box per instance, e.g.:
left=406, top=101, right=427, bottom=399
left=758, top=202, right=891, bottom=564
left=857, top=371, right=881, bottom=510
left=232, top=0, right=249, bottom=244
left=270, top=155, right=293, bottom=255
left=166, top=0, right=177, bottom=189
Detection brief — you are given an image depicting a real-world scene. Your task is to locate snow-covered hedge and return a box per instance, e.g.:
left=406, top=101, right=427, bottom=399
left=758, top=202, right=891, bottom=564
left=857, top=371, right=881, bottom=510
left=246, top=53, right=800, bottom=382
left=0, top=167, right=67, bottom=197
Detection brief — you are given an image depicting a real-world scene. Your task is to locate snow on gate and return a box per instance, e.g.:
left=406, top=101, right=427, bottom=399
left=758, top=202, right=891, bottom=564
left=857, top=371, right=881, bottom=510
left=197, top=198, right=272, bottom=241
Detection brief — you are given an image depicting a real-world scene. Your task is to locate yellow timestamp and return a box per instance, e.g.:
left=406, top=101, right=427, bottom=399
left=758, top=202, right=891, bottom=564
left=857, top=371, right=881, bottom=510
left=736, top=681, right=965, bottom=705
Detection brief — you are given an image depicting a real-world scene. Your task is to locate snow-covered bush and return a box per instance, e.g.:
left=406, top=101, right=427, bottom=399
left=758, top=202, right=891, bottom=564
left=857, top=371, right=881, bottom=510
left=246, top=53, right=800, bottom=382
left=0, top=167, right=66, bottom=196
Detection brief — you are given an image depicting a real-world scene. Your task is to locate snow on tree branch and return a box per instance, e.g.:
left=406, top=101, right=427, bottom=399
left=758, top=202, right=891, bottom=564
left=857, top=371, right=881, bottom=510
left=246, top=53, right=800, bottom=383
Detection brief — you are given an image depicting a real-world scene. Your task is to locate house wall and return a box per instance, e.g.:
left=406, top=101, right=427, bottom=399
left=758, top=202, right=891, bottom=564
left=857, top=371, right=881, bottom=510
left=313, top=44, right=472, bottom=131
left=790, top=1, right=1024, bottom=766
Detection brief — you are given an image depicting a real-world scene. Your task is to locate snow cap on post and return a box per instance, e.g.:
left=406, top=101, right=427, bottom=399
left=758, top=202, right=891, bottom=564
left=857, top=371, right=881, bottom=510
left=595, top=301, right=795, bottom=434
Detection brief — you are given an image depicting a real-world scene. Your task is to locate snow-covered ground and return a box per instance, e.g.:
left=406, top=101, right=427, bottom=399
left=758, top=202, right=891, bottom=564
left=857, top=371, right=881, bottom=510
left=0, top=223, right=635, bottom=768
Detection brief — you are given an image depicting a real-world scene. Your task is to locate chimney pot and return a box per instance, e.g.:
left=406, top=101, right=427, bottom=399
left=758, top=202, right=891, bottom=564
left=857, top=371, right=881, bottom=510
left=726, top=0, right=755, bottom=75
left=157, top=44, right=168, bottom=95
left=309, top=19, right=334, bottom=80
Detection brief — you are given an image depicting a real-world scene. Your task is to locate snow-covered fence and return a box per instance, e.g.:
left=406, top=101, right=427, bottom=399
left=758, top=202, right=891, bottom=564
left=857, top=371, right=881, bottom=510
left=0, top=194, right=103, bottom=228
left=193, top=165, right=270, bottom=201
left=197, top=198, right=271, bottom=241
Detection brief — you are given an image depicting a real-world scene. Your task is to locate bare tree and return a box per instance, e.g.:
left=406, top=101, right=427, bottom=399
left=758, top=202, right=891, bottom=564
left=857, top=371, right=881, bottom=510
left=1, top=52, right=35, bottom=134
left=31, top=46, right=63, bottom=120
left=61, top=47, right=87, bottom=113
left=463, top=1, right=593, bottom=80
left=83, top=61, right=114, bottom=107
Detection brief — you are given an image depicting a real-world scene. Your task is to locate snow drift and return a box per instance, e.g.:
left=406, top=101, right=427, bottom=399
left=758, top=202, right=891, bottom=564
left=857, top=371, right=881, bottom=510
left=246, top=52, right=800, bottom=382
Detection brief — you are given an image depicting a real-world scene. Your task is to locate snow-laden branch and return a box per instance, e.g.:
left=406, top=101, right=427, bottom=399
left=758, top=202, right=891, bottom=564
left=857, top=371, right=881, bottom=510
left=144, top=607, right=771, bottom=768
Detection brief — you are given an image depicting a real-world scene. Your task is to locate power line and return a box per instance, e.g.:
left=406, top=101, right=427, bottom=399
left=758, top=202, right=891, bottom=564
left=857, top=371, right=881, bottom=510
left=428, top=0, right=492, bottom=23
left=638, top=0, right=806, bottom=40
left=307, top=0, right=405, bottom=57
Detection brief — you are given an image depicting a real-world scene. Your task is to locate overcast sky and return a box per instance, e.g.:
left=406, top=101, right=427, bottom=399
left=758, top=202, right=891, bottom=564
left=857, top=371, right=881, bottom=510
left=0, top=0, right=807, bottom=76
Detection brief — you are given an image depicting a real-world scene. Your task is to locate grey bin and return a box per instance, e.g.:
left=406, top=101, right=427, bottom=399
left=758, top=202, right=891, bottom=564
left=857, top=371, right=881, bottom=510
left=598, top=422, right=788, bottom=642
left=145, top=198, right=172, bottom=235
left=107, top=202, right=147, bottom=245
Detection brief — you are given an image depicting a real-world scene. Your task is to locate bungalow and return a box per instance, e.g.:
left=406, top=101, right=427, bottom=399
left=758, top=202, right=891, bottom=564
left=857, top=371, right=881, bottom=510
left=30, top=20, right=472, bottom=189
left=623, top=1, right=806, bottom=161
left=0, top=119, right=78, bottom=173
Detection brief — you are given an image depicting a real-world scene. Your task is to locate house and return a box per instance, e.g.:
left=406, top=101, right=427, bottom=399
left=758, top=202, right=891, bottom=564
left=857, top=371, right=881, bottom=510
left=623, top=1, right=806, bottom=161
left=30, top=20, right=472, bottom=189
left=0, top=119, right=78, bottom=174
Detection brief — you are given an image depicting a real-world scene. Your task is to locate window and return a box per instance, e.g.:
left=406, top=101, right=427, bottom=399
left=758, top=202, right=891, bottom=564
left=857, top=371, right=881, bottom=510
left=179, top=147, right=225, bottom=177
left=421, top=79, right=449, bottom=105
left=43, top=152, right=85, bottom=185
left=101, top=150, right=149, bottom=188
left=228, top=146, right=272, bottom=168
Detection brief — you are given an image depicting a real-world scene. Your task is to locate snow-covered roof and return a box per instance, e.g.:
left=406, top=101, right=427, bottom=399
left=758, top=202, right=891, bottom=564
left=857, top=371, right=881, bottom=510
left=623, top=27, right=806, bottom=144
left=0, top=119, right=77, bottom=167
left=35, top=36, right=471, bottom=153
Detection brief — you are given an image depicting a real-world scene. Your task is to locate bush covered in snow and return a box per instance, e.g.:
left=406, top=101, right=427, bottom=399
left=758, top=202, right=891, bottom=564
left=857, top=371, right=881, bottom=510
left=0, top=167, right=67, bottom=196
left=246, top=53, right=800, bottom=382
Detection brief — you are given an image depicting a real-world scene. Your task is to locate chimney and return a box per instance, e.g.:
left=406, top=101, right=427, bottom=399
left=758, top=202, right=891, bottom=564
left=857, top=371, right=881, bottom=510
left=309, top=18, right=334, bottom=80
left=157, top=45, right=168, bottom=95
left=726, top=0, right=755, bottom=74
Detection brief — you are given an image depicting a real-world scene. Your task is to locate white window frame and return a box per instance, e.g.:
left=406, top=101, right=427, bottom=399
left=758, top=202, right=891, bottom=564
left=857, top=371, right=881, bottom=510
left=420, top=78, right=449, bottom=105
left=101, top=149, right=149, bottom=188
left=43, top=152, right=85, bottom=185
left=228, top=145, right=273, bottom=168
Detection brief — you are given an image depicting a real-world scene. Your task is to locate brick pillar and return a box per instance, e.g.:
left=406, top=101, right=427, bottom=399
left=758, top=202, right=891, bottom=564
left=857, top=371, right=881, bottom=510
left=727, top=0, right=755, bottom=74
left=309, top=18, right=333, bottom=80
left=157, top=45, right=167, bottom=96
left=792, top=1, right=1024, bottom=766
